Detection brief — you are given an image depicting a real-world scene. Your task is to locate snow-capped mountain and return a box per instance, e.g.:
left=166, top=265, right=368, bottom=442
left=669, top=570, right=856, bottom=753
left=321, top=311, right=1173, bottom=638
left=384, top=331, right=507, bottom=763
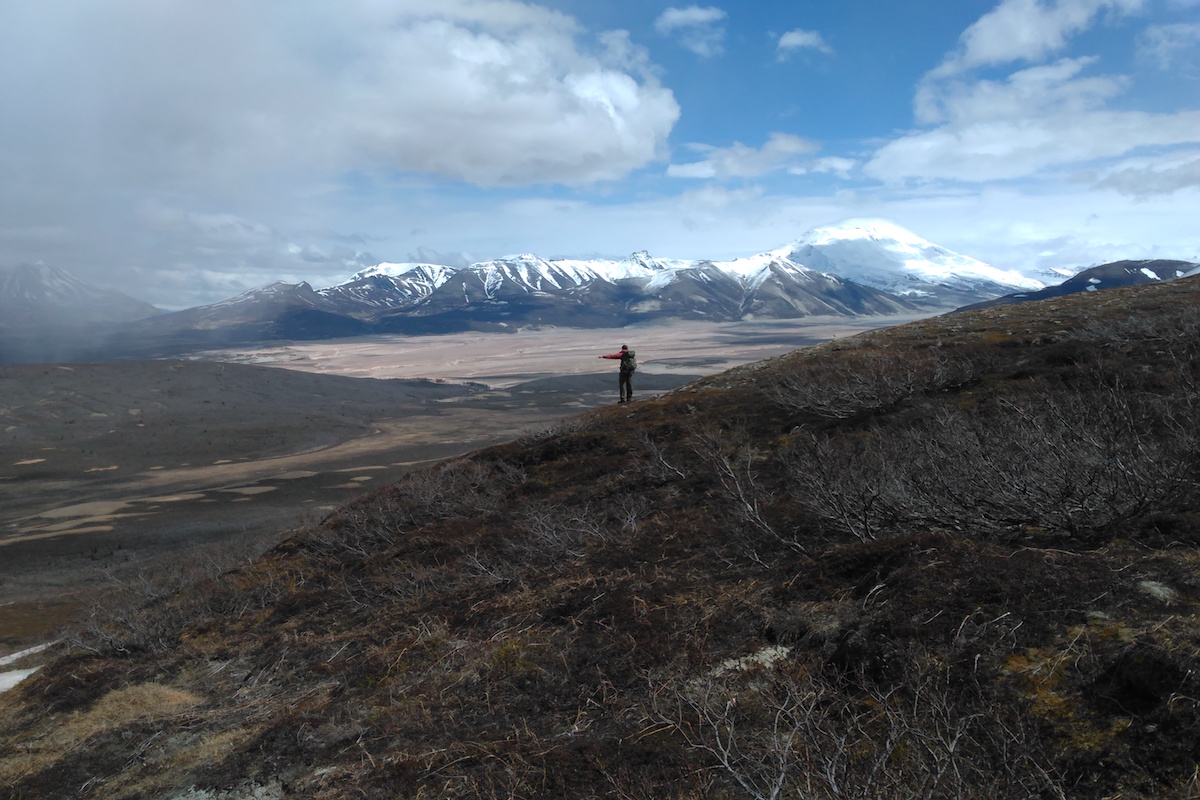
left=738, top=256, right=916, bottom=317
left=358, top=248, right=920, bottom=332
left=312, top=219, right=1040, bottom=322
left=0, top=263, right=159, bottom=327
left=12, top=219, right=1145, bottom=363
left=317, top=252, right=686, bottom=316
left=318, top=263, right=458, bottom=314
left=106, top=220, right=1037, bottom=345
left=553, top=250, right=692, bottom=280
left=782, top=219, right=1045, bottom=306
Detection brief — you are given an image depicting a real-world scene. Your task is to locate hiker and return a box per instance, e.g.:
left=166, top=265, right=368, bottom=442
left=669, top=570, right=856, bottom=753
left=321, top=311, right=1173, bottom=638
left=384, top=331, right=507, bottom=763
left=600, top=344, right=637, bottom=403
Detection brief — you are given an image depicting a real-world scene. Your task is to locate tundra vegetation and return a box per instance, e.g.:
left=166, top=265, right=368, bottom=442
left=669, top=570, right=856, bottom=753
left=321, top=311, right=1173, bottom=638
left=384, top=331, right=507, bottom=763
left=2, top=278, right=1199, bottom=799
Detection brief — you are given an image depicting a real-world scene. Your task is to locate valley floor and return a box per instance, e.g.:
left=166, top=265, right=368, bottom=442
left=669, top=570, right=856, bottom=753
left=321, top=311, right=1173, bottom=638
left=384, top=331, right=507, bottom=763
left=189, top=316, right=917, bottom=385
left=1, top=315, right=920, bottom=657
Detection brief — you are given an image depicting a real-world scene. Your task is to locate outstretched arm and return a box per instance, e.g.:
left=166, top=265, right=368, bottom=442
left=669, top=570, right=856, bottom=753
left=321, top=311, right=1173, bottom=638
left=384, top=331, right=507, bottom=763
left=600, top=353, right=623, bottom=359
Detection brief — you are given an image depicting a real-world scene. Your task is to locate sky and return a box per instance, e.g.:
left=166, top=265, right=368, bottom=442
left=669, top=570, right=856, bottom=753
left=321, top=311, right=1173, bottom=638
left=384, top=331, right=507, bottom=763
left=1, top=0, right=1198, bottom=309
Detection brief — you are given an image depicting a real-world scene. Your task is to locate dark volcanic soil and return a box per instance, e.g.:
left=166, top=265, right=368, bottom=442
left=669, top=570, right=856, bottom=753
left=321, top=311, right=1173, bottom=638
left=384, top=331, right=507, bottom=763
left=1, top=316, right=909, bottom=654
left=0, top=360, right=697, bottom=653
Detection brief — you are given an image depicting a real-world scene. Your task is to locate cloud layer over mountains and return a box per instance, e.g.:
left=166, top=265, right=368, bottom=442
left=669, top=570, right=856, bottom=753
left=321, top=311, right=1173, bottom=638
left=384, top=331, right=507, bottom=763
left=1, top=1, right=1196, bottom=310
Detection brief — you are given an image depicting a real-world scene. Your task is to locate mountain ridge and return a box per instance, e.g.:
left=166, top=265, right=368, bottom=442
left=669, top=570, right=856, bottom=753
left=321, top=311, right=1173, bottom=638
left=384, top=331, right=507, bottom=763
left=5, top=220, right=1196, bottom=364
left=96, top=221, right=1028, bottom=353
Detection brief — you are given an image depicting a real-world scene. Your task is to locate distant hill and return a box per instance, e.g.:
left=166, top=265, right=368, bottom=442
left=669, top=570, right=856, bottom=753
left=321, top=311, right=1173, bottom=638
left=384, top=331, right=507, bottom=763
left=959, top=258, right=1199, bottom=311
left=6, top=221, right=1056, bottom=362
left=9, top=225, right=1196, bottom=366
left=0, top=264, right=163, bottom=364
left=4, top=275, right=1198, bottom=798
left=0, top=263, right=160, bottom=327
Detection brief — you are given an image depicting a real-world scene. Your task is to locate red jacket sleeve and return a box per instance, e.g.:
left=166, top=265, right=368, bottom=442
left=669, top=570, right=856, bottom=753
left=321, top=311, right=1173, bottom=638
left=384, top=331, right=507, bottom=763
left=600, top=353, right=623, bottom=359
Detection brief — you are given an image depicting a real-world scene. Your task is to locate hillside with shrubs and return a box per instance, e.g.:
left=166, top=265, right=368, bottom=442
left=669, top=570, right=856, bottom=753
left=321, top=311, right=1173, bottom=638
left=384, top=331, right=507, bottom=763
left=2, top=276, right=1199, bottom=799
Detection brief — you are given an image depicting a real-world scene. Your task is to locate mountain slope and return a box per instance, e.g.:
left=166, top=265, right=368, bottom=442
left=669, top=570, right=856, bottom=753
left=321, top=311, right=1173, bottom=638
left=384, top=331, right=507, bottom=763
left=0, top=264, right=164, bottom=363
left=960, top=258, right=1200, bottom=310
left=3, top=277, right=1198, bottom=799
left=740, top=257, right=915, bottom=317
left=317, top=263, right=458, bottom=315
left=0, top=263, right=159, bottom=327
left=102, top=282, right=372, bottom=354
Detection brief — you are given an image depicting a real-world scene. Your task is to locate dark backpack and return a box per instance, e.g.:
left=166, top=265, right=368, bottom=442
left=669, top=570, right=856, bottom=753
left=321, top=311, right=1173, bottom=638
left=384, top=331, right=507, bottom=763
left=622, top=350, right=637, bottom=372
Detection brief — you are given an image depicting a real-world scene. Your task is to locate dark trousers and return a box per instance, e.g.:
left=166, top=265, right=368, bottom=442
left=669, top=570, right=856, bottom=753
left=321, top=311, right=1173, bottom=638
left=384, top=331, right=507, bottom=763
left=619, top=371, right=633, bottom=402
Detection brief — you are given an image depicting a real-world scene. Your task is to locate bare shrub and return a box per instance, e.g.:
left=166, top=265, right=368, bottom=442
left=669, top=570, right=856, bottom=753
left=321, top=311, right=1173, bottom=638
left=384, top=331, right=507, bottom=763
left=518, top=412, right=602, bottom=444
left=610, top=493, right=652, bottom=535
left=68, top=536, right=295, bottom=656
left=688, top=426, right=805, bottom=558
left=462, top=548, right=521, bottom=587
left=637, top=431, right=689, bottom=481
left=509, top=501, right=609, bottom=564
left=315, top=459, right=526, bottom=554
left=787, top=372, right=1200, bottom=542
left=915, top=380, right=1196, bottom=537
left=768, top=350, right=979, bottom=420
left=1076, top=305, right=1200, bottom=405
left=1075, top=304, right=1200, bottom=350
left=652, top=659, right=1063, bottom=800
left=784, top=429, right=898, bottom=543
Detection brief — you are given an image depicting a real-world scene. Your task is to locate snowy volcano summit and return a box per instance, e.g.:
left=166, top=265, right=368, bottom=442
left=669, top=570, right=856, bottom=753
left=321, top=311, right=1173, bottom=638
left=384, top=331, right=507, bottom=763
left=782, top=219, right=1044, bottom=305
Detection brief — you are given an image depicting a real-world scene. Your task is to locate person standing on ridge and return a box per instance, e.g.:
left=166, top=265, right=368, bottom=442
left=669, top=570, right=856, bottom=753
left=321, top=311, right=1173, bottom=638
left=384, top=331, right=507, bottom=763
left=600, top=344, right=637, bottom=403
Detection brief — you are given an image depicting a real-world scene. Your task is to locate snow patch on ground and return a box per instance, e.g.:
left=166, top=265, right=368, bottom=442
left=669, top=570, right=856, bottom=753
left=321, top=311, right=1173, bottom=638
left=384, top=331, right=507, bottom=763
left=0, top=641, right=57, bottom=694
left=0, top=668, right=39, bottom=693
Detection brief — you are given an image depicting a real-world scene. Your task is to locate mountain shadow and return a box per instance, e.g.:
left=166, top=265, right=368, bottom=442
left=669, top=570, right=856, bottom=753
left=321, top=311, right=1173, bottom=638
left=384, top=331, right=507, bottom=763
left=2, top=277, right=1198, bottom=799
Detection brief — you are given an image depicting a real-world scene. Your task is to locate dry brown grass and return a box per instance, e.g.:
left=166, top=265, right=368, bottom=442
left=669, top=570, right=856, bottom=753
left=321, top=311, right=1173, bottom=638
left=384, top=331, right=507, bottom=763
left=0, top=683, right=204, bottom=788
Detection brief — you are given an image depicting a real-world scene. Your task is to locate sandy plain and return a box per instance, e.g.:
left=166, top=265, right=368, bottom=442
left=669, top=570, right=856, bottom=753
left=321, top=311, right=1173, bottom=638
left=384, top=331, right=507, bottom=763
left=190, top=317, right=910, bottom=385
left=0, top=314, right=926, bottom=656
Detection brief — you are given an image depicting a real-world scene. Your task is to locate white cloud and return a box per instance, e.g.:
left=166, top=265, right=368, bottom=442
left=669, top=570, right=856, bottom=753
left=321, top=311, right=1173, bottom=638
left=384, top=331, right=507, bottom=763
left=655, top=6, right=728, bottom=58
left=931, top=0, right=1144, bottom=77
left=1089, top=150, right=1200, bottom=196
left=0, top=0, right=685, bottom=301
left=668, top=133, right=819, bottom=179
left=140, top=205, right=277, bottom=250
left=869, top=1, right=1200, bottom=186
left=867, top=110, right=1200, bottom=184
left=776, top=28, right=833, bottom=60
left=915, top=56, right=1126, bottom=127
left=1138, top=22, right=1200, bottom=72
left=790, top=157, right=858, bottom=178
left=0, top=1, right=680, bottom=192
left=435, top=180, right=1200, bottom=278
